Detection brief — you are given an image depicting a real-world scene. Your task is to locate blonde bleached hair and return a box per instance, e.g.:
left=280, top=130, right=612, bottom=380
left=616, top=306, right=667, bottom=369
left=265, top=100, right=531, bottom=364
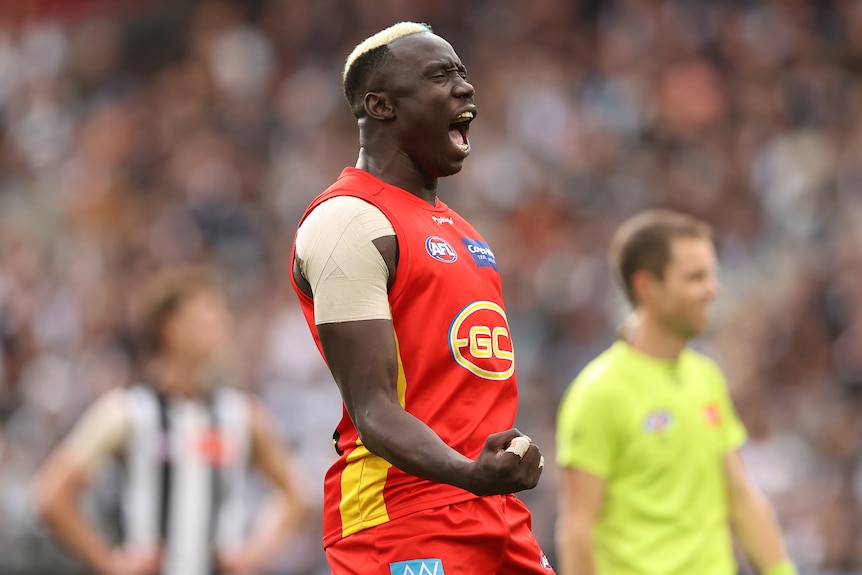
left=343, top=21, right=432, bottom=81
left=342, top=22, right=432, bottom=115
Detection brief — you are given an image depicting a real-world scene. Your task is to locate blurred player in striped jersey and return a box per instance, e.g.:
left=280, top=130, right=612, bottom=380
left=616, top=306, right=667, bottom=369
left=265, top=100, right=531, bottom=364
left=33, top=266, right=309, bottom=575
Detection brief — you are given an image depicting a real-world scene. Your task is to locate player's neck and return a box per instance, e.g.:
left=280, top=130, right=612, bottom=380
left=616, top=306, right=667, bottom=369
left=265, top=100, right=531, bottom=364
left=629, top=313, right=688, bottom=362
left=147, top=355, right=207, bottom=398
left=356, top=147, right=439, bottom=205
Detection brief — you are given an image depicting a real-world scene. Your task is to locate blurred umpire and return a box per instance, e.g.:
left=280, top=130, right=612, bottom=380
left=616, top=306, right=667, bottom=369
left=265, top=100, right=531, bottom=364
left=555, top=210, right=795, bottom=575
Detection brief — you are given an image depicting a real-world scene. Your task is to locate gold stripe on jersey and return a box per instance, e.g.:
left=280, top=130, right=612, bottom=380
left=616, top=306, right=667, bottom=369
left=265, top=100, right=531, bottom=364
left=339, top=327, right=408, bottom=537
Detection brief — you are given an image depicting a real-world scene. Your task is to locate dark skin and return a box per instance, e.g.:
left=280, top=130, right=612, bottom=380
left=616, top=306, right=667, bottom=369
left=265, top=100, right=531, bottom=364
left=294, top=32, right=543, bottom=496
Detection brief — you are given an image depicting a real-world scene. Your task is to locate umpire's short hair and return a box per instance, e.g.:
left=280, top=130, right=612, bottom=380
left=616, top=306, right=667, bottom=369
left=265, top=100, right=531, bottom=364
left=610, top=209, right=712, bottom=306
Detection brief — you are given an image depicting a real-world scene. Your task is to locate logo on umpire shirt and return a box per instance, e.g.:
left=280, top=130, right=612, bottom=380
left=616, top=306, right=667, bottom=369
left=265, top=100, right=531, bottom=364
left=703, top=402, right=721, bottom=426
left=642, top=410, right=673, bottom=433
left=448, top=301, right=515, bottom=381
left=389, top=558, right=444, bottom=575
left=425, top=236, right=457, bottom=263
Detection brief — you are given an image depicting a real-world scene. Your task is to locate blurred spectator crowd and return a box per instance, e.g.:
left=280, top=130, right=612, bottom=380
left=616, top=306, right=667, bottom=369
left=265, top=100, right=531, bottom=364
left=0, top=0, right=860, bottom=573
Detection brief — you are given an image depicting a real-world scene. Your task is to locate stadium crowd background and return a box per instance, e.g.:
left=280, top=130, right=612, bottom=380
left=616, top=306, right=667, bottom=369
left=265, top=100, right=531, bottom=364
left=0, top=0, right=860, bottom=573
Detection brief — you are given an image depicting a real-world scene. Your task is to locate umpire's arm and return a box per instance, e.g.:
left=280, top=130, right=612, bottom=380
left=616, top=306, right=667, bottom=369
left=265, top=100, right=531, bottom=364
left=556, top=467, right=604, bottom=575
left=725, top=450, right=796, bottom=575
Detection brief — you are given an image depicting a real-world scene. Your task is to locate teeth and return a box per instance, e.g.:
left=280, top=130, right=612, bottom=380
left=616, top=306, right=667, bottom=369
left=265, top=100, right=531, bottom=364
left=456, top=143, right=469, bottom=151
left=455, top=111, right=474, bottom=122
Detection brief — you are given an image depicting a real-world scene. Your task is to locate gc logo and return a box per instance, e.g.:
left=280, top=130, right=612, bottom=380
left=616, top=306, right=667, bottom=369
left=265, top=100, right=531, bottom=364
left=448, top=301, right=515, bottom=380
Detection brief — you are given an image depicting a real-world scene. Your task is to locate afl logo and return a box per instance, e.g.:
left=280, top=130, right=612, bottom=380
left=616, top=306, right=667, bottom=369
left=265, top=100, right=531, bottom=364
left=425, top=236, right=458, bottom=263
left=448, top=301, right=515, bottom=380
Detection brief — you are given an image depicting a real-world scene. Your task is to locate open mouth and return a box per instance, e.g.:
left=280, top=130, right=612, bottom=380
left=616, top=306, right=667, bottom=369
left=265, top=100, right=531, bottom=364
left=449, top=110, right=474, bottom=153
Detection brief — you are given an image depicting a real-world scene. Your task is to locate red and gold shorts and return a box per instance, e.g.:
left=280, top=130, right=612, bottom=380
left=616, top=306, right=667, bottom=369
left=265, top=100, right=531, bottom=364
left=326, top=494, right=555, bottom=575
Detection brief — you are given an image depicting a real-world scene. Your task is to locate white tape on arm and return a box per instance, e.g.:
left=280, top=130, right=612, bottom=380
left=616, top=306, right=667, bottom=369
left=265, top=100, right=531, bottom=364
left=295, top=196, right=396, bottom=324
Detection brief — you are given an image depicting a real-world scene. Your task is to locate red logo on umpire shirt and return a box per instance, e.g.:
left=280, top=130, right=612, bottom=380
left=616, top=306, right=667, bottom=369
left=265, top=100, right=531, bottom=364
left=703, top=403, right=721, bottom=426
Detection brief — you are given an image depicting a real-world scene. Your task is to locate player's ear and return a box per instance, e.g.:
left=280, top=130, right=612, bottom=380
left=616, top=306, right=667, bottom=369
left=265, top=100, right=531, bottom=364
left=365, top=91, right=395, bottom=120
left=630, top=270, right=656, bottom=306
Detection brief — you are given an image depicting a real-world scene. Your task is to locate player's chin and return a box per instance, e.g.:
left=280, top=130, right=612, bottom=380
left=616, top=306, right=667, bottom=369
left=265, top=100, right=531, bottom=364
left=437, top=155, right=467, bottom=177
left=689, top=316, right=710, bottom=336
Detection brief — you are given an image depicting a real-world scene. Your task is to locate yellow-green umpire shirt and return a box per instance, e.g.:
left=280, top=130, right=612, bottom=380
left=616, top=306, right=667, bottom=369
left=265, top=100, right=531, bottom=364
left=556, top=341, right=748, bottom=575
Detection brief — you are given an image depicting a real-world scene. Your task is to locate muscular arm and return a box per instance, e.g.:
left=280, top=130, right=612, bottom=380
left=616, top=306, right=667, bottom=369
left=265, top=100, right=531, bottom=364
left=302, top=224, right=542, bottom=496
left=317, top=307, right=542, bottom=495
left=555, top=467, right=605, bottom=575
left=725, top=450, right=794, bottom=574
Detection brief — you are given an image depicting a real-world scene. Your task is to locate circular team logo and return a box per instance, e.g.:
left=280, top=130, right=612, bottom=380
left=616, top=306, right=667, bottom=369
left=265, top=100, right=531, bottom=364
left=448, top=301, right=515, bottom=380
left=425, top=236, right=458, bottom=263
left=642, top=410, right=673, bottom=433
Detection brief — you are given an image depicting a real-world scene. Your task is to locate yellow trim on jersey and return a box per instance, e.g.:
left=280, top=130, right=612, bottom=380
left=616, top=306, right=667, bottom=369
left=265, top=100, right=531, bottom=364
left=339, top=327, right=408, bottom=537
left=394, top=328, right=407, bottom=406
left=338, top=446, right=391, bottom=537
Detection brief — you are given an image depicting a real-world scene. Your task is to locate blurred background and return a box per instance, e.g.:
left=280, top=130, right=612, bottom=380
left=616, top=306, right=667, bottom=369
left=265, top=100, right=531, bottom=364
left=0, top=0, right=860, bottom=573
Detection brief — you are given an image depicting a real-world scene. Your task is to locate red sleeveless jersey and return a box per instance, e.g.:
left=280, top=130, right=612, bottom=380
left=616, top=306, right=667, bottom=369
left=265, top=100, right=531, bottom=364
left=290, top=168, right=519, bottom=547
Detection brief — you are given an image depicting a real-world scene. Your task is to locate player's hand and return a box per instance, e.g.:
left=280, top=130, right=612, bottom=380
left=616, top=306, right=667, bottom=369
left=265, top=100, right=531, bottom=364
left=466, top=428, right=544, bottom=496
left=98, top=545, right=161, bottom=575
